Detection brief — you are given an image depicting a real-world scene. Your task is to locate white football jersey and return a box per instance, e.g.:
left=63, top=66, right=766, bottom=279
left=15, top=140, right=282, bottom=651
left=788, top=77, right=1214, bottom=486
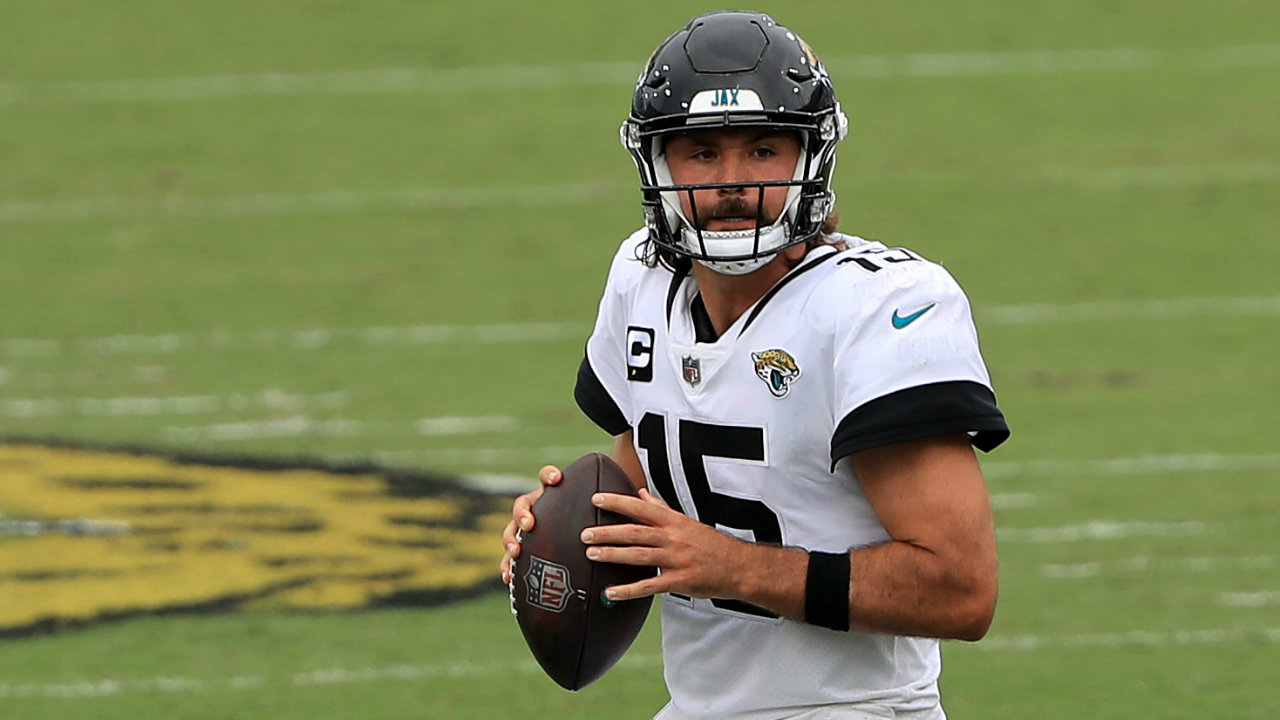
left=574, top=230, right=1008, bottom=720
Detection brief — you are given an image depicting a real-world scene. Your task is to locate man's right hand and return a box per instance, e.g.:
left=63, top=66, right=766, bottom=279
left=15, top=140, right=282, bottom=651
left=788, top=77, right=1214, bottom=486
left=499, top=465, right=563, bottom=584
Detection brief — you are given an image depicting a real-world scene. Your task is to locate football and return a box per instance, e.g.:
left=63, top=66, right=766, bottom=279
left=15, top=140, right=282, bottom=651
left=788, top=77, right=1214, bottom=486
left=509, top=452, right=657, bottom=690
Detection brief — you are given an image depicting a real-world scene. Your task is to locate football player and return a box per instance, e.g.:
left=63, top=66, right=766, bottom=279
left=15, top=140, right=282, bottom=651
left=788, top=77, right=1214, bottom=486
left=502, top=10, right=1010, bottom=719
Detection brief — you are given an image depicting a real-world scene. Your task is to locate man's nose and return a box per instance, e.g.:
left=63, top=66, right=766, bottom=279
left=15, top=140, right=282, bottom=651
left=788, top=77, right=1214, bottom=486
left=713, top=153, right=748, bottom=194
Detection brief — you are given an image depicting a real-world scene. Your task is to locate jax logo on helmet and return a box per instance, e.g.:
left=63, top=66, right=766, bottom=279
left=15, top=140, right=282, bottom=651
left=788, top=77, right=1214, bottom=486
left=688, top=88, right=765, bottom=114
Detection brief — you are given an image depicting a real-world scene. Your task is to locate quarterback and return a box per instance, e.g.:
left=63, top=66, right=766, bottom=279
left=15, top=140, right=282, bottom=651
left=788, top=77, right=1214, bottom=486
left=502, top=10, right=1010, bottom=719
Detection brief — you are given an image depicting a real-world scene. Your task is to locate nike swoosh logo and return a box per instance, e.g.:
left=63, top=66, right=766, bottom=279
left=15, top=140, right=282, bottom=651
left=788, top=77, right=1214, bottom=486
left=891, top=302, right=938, bottom=329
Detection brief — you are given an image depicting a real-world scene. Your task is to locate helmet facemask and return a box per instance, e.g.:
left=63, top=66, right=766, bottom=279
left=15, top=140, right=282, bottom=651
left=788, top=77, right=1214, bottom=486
left=644, top=128, right=836, bottom=275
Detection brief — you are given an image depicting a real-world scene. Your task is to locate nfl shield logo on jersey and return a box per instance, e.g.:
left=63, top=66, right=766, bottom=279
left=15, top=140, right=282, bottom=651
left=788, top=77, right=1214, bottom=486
left=524, top=556, right=574, bottom=612
left=682, top=355, right=702, bottom=386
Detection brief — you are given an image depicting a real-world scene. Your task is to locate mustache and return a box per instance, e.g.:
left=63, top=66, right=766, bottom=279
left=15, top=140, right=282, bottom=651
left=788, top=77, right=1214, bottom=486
left=692, top=196, right=774, bottom=227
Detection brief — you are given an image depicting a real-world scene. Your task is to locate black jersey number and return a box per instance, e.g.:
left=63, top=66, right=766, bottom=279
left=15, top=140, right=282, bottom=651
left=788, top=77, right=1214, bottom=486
left=636, top=412, right=781, bottom=619
left=836, top=247, right=921, bottom=273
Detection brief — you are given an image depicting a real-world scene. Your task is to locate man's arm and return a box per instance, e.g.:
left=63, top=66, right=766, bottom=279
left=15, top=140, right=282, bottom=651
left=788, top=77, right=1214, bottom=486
left=609, top=430, right=647, bottom=491
left=584, top=433, right=998, bottom=640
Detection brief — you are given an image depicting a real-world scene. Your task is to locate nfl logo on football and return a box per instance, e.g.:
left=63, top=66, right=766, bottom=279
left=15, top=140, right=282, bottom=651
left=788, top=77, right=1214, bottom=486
left=525, top=556, right=573, bottom=612
left=682, top=355, right=701, bottom=386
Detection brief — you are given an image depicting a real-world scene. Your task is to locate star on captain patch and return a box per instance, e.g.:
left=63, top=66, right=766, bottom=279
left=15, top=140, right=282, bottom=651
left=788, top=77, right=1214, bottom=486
left=681, top=355, right=702, bottom=387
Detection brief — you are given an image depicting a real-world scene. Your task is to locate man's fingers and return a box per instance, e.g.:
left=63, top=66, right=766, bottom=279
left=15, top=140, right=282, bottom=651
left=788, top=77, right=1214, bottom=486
left=499, top=465, right=566, bottom=585
left=638, top=487, right=670, bottom=509
left=581, top=523, right=663, bottom=547
left=585, top=543, right=663, bottom=567
left=601, top=576, right=668, bottom=603
left=538, top=465, right=563, bottom=487
left=591, top=491, right=672, bottom=524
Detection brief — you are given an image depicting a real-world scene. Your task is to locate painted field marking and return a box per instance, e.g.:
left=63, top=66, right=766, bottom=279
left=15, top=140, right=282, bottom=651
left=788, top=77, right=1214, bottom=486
left=414, top=415, right=518, bottom=437
left=2, top=43, right=1278, bottom=105
left=989, top=492, right=1040, bottom=510
left=998, top=520, right=1207, bottom=544
left=2, top=390, right=349, bottom=418
left=1042, top=162, right=1280, bottom=189
left=376, top=445, right=606, bottom=469
left=1221, top=590, right=1280, bottom=608
left=6, top=626, right=1280, bottom=699
left=975, top=626, right=1280, bottom=653
left=1042, top=555, right=1275, bottom=579
left=161, top=414, right=518, bottom=442
left=4, top=162, right=1279, bottom=224
left=3, top=294, right=1277, bottom=362
left=981, top=452, right=1280, bottom=480
left=161, top=417, right=364, bottom=443
left=982, top=295, right=1280, bottom=325
left=0, top=182, right=611, bottom=223
left=0, top=322, right=590, bottom=358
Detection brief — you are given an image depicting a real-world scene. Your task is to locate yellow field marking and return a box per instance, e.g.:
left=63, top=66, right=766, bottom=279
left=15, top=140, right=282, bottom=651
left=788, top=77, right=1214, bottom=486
left=0, top=442, right=509, bottom=635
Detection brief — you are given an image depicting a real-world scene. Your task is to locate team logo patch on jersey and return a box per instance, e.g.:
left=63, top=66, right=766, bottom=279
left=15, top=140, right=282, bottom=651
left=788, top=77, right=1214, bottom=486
left=682, top=355, right=702, bottom=386
left=751, top=349, right=801, bottom=398
left=524, top=555, right=575, bottom=612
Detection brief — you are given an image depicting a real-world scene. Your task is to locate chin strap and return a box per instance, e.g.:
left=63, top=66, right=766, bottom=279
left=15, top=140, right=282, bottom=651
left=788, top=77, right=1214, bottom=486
left=680, top=223, right=788, bottom=275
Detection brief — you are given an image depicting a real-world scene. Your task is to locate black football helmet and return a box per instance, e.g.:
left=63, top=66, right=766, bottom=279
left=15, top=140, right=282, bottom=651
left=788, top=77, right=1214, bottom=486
left=620, top=11, right=848, bottom=275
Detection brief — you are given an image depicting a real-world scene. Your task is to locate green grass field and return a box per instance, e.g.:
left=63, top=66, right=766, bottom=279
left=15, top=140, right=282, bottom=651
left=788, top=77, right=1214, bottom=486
left=2, top=1, right=1279, bottom=717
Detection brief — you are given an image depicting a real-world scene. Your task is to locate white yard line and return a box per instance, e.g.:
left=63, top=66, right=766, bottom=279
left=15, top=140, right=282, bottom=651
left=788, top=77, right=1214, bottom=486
left=2, top=43, right=1278, bottom=105
left=981, top=452, right=1280, bottom=479
left=998, top=520, right=1207, bottom=544
left=982, top=295, right=1280, bottom=324
left=1042, top=162, right=1280, bottom=189
left=2, top=390, right=349, bottom=419
left=4, top=163, right=1278, bottom=224
left=989, top=492, right=1040, bottom=510
left=162, top=417, right=365, bottom=443
left=2, top=294, right=1277, bottom=361
left=975, top=626, right=1280, bottom=653
left=6, top=625, right=1279, bottom=699
left=1042, top=555, right=1275, bottom=579
left=160, top=414, right=519, bottom=442
left=414, top=415, right=518, bottom=437
left=0, top=322, right=590, bottom=358
left=0, top=183, right=611, bottom=223
left=1220, top=590, right=1280, bottom=608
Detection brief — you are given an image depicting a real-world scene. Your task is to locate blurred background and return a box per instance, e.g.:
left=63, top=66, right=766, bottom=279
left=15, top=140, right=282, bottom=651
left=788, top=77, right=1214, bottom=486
left=1, top=1, right=1277, bottom=718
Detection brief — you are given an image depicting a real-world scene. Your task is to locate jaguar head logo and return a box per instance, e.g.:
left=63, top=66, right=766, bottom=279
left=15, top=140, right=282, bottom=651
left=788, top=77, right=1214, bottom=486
left=751, top=349, right=801, bottom=398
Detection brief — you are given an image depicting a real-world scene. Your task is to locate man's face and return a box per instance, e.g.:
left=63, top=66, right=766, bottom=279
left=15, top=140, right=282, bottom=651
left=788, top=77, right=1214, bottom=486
left=663, top=128, right=803, bottom=232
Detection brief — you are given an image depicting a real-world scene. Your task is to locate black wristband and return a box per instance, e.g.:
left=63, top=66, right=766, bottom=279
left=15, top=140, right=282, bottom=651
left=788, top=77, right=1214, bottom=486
left=804, top=551, right=851, bottom=631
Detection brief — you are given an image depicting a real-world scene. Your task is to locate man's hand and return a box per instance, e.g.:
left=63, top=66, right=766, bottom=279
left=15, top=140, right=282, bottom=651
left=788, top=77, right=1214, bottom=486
left=499, top=465, right=562, bottom=585
left=581, top=487, right=755, bottom=604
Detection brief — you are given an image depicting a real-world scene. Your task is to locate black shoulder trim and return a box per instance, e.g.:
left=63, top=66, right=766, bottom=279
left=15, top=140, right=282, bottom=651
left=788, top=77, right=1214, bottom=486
left=574, top=353, right=630, bottom=436
left=738, top=251, right=838, bottom=337
left=830, top=380, right=1009, bottom=469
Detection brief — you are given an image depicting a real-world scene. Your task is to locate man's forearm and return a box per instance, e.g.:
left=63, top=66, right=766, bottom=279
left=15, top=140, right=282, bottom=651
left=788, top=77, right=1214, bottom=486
left=730, top=540, right=996, bottom=640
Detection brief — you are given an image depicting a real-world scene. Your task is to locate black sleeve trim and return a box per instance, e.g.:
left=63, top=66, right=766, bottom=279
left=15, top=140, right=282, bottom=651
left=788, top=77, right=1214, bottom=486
left=574, top=353, right=630, bottom=436
left=830, top=380, right=1009, bottom=469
